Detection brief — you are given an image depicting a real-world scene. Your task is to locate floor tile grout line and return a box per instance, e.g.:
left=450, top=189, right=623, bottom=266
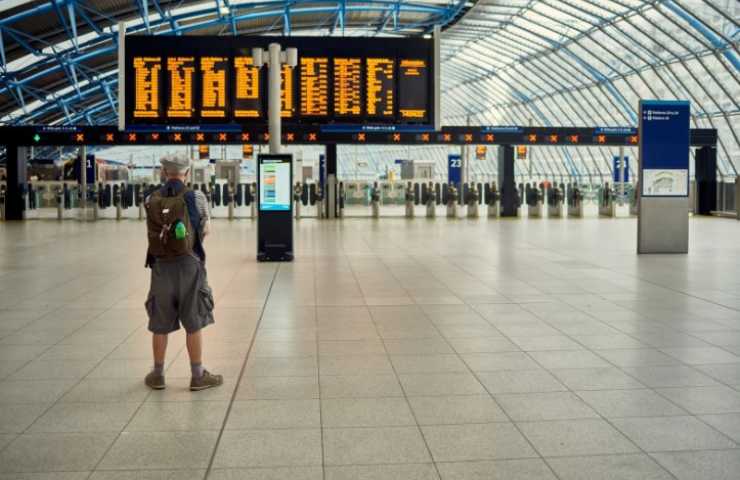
left=373, top=256, right=561, bottom=478
left=11, top=303, right=146, bottom=442
left=202, top=263, right=280, bottom=479
left=76, top=318, right=169, bottom=479
left=412, top=304, right=570, bottom=480
left=349, top=260, right=444, bottom=480
left=477, top=288, right=740, bottom=448
left=481, top=321, right=684, bottom=480
left=313, top=256, right=327, bottom=480
left=547, top=301, right=740, bottom=451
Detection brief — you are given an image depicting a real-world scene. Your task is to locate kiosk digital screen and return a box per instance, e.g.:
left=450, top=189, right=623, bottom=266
left=259, top=160, right=291, bottom=211
left=365, top=57, right=394, bottom=118
left=300, top=57, right=329, bottom=116
left=234, top=56, right=262, bottom=119
left=398, top=59, right=428, bottom=121
left=124, top=36, right=435, bottom=126
left=200, top=56, right=229, bottom=118
left=334, top=57, right=362, bottom=117
left=166, top=57, right=195, bottom=119
left=132, top=56, right=162, bottom=119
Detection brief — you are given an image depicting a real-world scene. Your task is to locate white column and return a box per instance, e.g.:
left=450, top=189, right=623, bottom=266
left=268, top=43, right=282, bottom=154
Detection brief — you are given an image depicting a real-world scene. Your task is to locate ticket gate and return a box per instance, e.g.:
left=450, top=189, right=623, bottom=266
left=337, top=182, right=345, bottom=218
left=0, top=184, right=6, bottom=221
left=567, top=183, right=584, bottom=217
left=421, top=182, right=435, bottom=218
left=370, top=182, right=380, bottom=218
left=629, top=183, right=640, bottom=216
left=485, top=182, right=500, bottom=218
left=404, top=182, right=415, bottom=218
left=446, top=183, right=458, bottom=218
left=598, top=183, right=616, bottom=217
left=294, top=182, right=303, bottom=219
left=526, top=183, right=544, bottom=218
left=547, top=183, right=564, bottom=218
left=466, top=182, right=479, bottom=218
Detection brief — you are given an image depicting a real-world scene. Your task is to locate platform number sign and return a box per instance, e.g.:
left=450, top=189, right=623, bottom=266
left=613, top=156, right=629, bottom=183
left=448, top=154, right=462, bottom=185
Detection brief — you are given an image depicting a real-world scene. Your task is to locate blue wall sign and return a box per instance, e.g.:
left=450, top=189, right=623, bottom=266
left=613, top=156, right=630, bottom=183
left=448, top=154, right=461, bottom=185
left=639, top=100, right=690, bottom=197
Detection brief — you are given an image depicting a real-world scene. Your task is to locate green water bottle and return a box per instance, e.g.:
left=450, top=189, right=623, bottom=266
left=174, top=221, right=187, bottom=240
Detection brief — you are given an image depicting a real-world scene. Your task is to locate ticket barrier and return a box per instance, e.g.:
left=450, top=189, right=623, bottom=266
left=293, top=182, right=303, bottom=219
left=547, top=183, right=564, bottom=218
left=526, top=183, right=544, bottom=218
left=446, top=183, right=458, bottom=218
left=466, top=182, right=479, bottom=218
left=629, top=183, right=639, bottom=216
left=0, top=184, right=5, bottom=221
left=422, top=182, right=436, bottom=218
left=404, top=182, right=415, bottom=218
left=370, top=182, right=380, bottom=218
left=598, top=183, right=616, bottom=218
left=567, top=183, right=583, bottom=217
left=338, top=182, right=345, bottom=218
left=485, top=182, right=500, bottom=218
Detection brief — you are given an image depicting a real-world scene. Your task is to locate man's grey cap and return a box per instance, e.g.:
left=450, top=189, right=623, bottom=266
left=160, top=152, right=191, bottom=170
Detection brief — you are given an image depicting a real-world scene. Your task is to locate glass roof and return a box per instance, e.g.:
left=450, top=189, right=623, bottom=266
left=0, top=0, right=737, bottom=176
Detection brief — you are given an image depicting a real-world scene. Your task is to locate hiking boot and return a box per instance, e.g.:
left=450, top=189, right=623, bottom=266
left=190, top=370, right=223, bottom=391
left=145, top=371, right=165, bottom=390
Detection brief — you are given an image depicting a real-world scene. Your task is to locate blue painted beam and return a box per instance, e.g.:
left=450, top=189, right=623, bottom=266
left=663, top=0, right=739, bottom=71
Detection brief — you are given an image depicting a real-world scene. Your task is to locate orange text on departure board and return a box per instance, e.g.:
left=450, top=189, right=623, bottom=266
left=333, top=57, right=361, bottom=116
left=366, top=58, right=394, bottom=117
left=166, top=57, right=195, bottom=118
left=281, top=65, right=295, bottom=118
left=399, top=59, right=427, bottom=119
left=300, top=57, right=329, bottom=116
left=133, top=57, right=161, bottom=118
left=201, top=56, right=227, bottom=118
left=234, top=56, right=260, bottom=118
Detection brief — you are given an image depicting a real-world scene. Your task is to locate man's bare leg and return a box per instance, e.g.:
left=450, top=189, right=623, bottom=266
left=153, top=333, right=168, bottom=366
left=187, top=329, right=223, bottom=390
left=145, top=333, right=168, bottom=389
left=186, top=330, right=203, bottom=377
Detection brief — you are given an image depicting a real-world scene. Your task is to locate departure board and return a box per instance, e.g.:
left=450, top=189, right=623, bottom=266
left=124, top=36, right=436, bottom=126
left=200, top=56, right=229, bottom=118
left=281, top=65, right=295, bottom=118
left=366, top=58, right=394, bottom=118
left=398, top=59, right=428, bottom=121
left=166, top=57, right=195, bottom=119
left=132, top=57, right=161, bottom=118
left=234, top=56, right=262, bottom=118
left=300, top=57, right=329, bottom=116
left=333, top=57, right=362, bottom=117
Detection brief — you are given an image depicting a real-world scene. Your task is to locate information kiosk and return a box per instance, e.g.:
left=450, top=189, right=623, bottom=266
left=257, top=154, right=293, bottom=261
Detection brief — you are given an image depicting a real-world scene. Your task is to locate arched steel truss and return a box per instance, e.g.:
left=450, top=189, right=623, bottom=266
left=0, top=0, right=738, bottom=177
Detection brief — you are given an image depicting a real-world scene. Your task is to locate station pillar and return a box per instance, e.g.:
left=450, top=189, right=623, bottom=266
left=694, top=145, right=717, bottom=215
left=498, top=145, right=517, bottom=216
left=325, top=144, right=337, bottom=218
left=4, top=146, right=27, bottom=220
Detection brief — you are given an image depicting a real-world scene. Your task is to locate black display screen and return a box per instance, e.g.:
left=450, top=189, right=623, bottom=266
left=124, top=36, right=434, bottom=127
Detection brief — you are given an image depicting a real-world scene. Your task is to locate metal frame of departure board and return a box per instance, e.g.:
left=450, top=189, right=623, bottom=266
left=123, top=36, right=435, bottom=129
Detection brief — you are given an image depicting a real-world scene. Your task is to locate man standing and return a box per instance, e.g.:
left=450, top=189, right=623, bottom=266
left=144, top=153, right=222, bottom=391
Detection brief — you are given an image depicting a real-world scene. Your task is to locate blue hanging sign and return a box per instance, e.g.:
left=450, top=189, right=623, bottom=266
left=613, top=156, right=630, bottom=183
left=448, top=154, right=461, bottom=185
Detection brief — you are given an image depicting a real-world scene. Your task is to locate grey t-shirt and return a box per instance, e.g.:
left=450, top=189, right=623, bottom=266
left=192, top=190, right=210, bottom=236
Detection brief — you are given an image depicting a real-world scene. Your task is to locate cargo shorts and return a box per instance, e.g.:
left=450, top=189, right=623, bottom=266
left=145, top=255, right=215, bottom=334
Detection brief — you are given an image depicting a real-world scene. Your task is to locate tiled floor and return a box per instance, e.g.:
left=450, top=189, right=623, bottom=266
left=1, top=216, right=740, bottom=479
